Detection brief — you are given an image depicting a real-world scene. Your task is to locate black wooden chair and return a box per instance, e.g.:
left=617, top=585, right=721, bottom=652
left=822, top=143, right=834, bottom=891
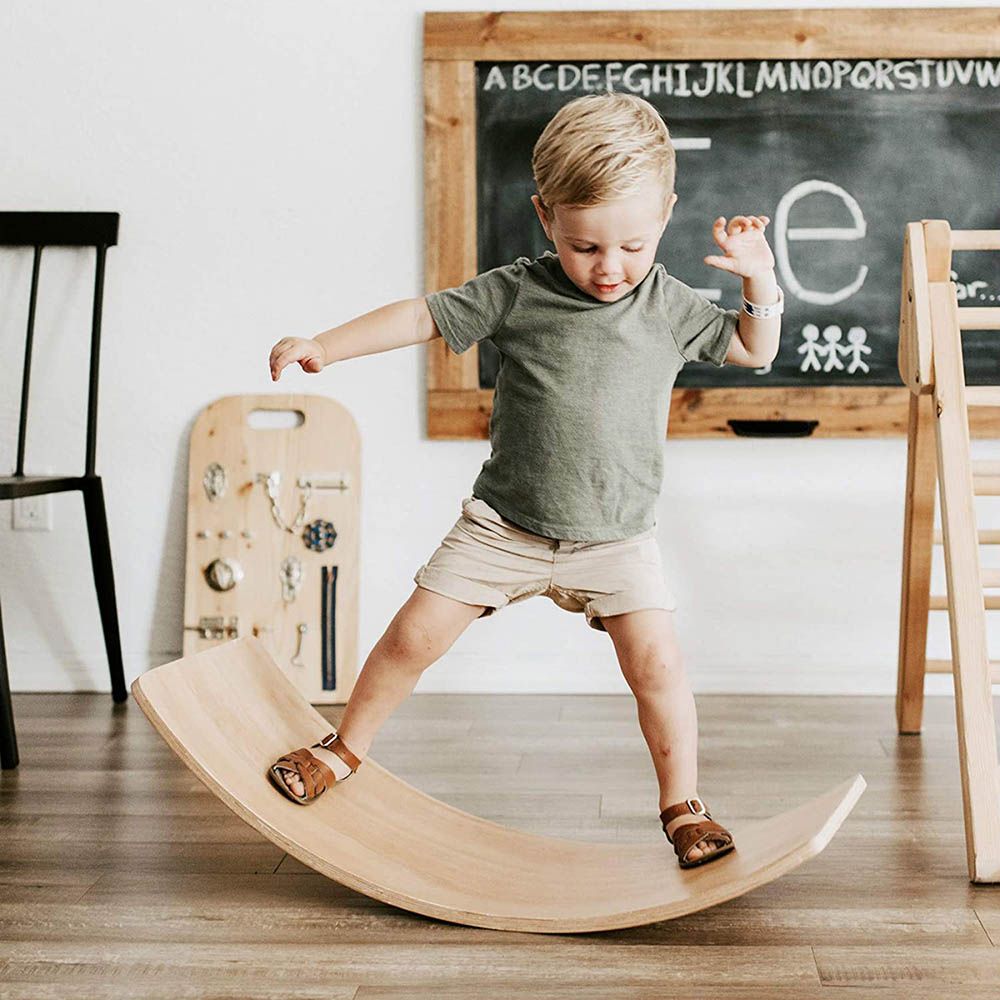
left=0, top=212, right=127, bottom=769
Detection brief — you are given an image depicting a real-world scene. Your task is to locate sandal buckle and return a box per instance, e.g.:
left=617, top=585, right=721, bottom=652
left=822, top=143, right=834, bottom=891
left=318, top=730, right=339, bottom=748
left=686, top=797, right=707, bottom=816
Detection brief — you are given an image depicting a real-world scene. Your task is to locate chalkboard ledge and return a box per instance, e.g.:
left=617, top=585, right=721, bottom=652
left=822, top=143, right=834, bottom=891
left=427, top=386, right=1000, bottom=440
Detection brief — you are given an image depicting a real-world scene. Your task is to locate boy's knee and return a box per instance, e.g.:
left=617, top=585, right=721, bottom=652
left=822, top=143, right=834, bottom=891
left=378, top=614, right=446, bottom=665
left=622, top=648, right=685, bottom=695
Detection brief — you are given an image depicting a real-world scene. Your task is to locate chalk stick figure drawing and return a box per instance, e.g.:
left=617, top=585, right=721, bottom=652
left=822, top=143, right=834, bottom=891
left=845, top=326, right=871, bottom=374
left=798, top=324, right=823, bottom=372
left=821, top=325, right=849, bottom=372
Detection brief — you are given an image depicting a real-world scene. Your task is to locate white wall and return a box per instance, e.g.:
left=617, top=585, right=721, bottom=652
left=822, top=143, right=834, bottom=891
left=1, top=0, right=995, bottom=697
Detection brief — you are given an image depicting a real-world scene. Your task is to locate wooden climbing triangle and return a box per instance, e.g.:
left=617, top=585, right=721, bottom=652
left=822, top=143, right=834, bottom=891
left=896, top=220, right=1000, bottom=883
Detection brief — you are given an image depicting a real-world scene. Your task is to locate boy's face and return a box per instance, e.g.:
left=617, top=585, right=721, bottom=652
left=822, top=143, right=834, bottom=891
left=531, top=179, right=678, bottom=302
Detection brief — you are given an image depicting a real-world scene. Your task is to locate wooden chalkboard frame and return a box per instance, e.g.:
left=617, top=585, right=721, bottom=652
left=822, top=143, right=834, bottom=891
left=423, top=7, right=1000, bottom=439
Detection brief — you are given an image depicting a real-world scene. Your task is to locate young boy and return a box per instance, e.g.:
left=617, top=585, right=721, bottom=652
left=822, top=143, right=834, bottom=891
left=266, top=92, right=781, bottom=868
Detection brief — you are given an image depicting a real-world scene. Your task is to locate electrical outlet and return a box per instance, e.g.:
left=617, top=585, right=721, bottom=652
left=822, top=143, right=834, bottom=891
left=13, top=494, right=54, bottom=531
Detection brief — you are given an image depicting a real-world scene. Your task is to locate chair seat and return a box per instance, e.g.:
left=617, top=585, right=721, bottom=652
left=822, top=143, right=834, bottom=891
left=0, top=474, right=94, bottom=500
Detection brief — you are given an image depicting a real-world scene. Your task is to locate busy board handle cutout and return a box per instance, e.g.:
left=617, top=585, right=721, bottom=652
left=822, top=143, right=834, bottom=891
left=247, top=408, right=305, bottom=430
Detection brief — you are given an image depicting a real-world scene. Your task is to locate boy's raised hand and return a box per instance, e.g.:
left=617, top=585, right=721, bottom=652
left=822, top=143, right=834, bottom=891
left=703, top=215, right=775, bottom=278
left=269, top=337, right=327, bottom=381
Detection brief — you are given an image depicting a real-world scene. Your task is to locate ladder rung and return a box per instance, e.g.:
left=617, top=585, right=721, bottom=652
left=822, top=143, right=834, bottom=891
left=929, top=594, right=1000, bottom=610
left=958, top=307, right=1000, bottom=330
left=984, top=569, right=1000, bottom=589
left=972, top=461, right=1000, bottom=477
left=965, top=387, right=1000, bottom=407
left=933, top=529, right=1000, bottom=545
left=973, top=476, right=1000, bottom=496
left=926, top=658, right=1000, bottom=683
left=952, top=230, right=1000, bottom=251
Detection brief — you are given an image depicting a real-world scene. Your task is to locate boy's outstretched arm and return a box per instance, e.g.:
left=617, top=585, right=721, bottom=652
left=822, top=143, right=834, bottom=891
left=270, top=298, right=441, bottom=380
left=703, top=215, right=781, bottom=368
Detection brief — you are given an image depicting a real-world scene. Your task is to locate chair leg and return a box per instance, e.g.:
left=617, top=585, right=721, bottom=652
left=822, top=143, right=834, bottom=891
left=0, top=593, right=19, bottom=769
left=82, top=476, right=128, bottom=703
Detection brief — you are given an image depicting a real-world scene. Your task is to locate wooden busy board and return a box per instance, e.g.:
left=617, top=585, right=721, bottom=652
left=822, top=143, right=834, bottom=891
left=182, top=394, right=359, bottom=704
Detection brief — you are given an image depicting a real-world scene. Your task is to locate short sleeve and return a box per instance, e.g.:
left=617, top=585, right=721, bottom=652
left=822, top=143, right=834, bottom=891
left=424, top=260, right=524, bottom=355
left=662, top=271, right=740, bottom=368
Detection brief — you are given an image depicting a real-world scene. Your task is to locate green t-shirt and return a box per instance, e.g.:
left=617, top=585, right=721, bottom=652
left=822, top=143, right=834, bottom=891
left=425, top=250, right=739, bottom=541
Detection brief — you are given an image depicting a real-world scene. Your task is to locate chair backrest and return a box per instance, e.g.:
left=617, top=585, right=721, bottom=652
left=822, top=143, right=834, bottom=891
left=0, top=212, right=119, bottom=477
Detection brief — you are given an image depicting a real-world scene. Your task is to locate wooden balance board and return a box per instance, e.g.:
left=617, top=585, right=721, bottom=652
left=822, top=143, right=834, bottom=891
left=183, top=394, right=359, bottom=704
left=132, top=637, right=867, bottom=934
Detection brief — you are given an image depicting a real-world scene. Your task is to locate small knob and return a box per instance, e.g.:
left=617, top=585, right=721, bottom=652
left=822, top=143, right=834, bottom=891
left=204, top=557, right=244, bottom=592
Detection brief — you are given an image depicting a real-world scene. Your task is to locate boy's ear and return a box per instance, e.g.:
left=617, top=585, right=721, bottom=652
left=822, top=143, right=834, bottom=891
left=662, top=192, right=679, bottom=231
left=531, top=194, right=554, bottom=241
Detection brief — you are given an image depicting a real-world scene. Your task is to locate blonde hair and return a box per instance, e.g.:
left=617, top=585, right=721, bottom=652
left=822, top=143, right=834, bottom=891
left=531, top=92, right=675, bottom=217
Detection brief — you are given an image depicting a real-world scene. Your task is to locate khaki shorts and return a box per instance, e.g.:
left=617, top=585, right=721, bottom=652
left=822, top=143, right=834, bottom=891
left=413, top=496, right=677, bottom=633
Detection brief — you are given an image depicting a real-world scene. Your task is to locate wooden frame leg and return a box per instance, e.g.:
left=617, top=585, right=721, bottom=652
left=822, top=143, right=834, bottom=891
left=896, top=391, right=937, bottom=734
left=932, top=283, right=1000, bottom=882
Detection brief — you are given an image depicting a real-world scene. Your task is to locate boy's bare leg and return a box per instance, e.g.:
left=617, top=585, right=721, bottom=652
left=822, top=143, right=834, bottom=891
left=601, top=608, right=727, bottom=861
left=279, top=586, right=486, bottom=796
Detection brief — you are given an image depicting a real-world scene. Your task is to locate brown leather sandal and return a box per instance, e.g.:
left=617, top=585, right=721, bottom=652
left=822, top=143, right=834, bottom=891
left=267, top=730, right=362, bottom=805
left=660, top=796, right=735, bottom=869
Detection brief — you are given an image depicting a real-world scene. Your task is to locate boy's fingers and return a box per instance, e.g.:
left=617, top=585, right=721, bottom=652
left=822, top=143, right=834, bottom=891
left=721, top=214, right=772, bottom=236
left=271, top=341, right=323, bottom=379
left=274, top=345, right=304, bottom=369
left=269, top=337, right=293, bottom=359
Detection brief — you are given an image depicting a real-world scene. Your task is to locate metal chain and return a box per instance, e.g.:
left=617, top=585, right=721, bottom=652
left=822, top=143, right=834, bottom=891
left=256, top=471, right=311, bottom=533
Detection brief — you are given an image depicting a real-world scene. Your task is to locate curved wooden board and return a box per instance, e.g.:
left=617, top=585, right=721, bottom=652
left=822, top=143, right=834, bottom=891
left=132, top=637, right=866, bottom=933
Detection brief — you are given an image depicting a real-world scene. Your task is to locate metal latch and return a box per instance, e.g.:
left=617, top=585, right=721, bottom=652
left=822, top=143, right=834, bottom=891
left=184, top=616, right=239, bottom=640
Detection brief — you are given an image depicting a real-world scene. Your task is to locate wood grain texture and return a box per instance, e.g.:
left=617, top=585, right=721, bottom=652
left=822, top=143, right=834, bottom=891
left=424, top=8, right=1000, bottom=60
left=429, top=386, right=915, bottom=439
left=424, top=59, right=478, bottom=393
left=129, top=637, right=863, bottom=933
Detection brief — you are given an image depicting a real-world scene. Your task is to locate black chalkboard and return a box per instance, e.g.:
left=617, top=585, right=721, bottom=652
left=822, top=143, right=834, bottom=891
left=474, top=58, right=1000, bottom=389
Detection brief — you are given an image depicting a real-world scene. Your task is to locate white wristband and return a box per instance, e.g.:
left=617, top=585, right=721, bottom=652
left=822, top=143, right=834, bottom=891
left=742, top=285, right=784, bottom=319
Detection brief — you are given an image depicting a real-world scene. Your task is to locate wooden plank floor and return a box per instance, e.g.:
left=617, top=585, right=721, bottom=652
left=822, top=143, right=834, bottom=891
left=2, top=689, right=1000, bottom=998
